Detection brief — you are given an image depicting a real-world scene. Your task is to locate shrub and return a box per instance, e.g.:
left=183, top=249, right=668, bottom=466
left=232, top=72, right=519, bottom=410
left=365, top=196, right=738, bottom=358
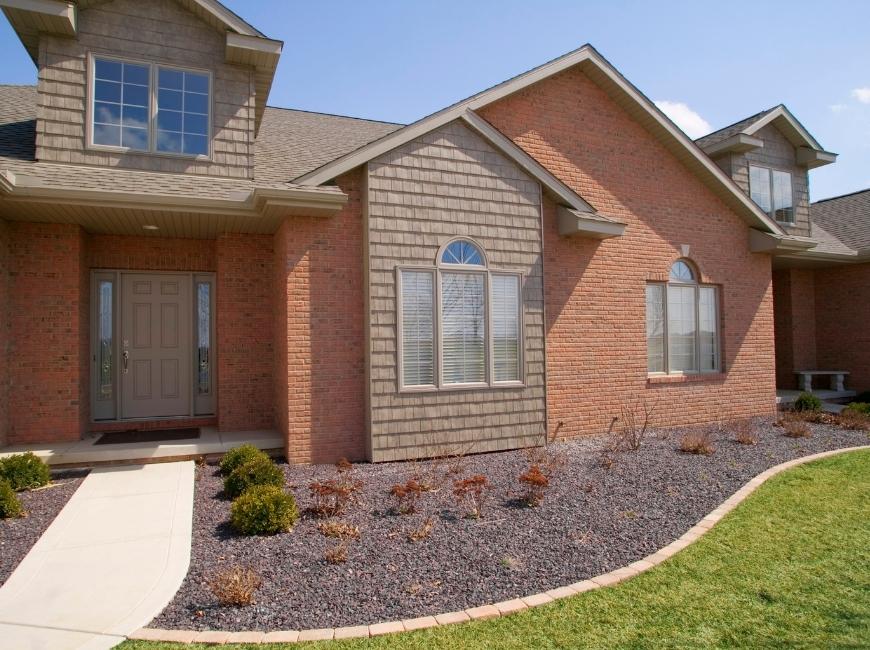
left=324, top=542, right=349, bottom=564
left=219, top=444, right=268, bottom=477
left=782, top=418, right=811, bottom=438
left=734, top=419, right=758, bottom=445
left=609, top=400, right=655, bottom=452
left=224, top=456, right=283, bottom=499
left=389, top=479, right=425, bottom=515
left=679, top=429, right=715, bottom=455
left=844, top=402, right=870, bottom=415
left=335, top=457, right=353, bottom=473
left=407, top=516, right=435, bottom=542
left=453, top=475, right=489, bottom=519
left=518, top=464, right=550, bottom=506
left=316, top=520, right=360, bottom=540
left=0, top=452, right=51, bottom=491
left=793, top=392, right=822, bottom=413
left=229, top=485, right=298, bottom=535
left=838, top=408, right=870, bottom=431
left=0, top=479, right=24, bottom=519
left=308, top=477, right=361, bottom=518
left=208, top=565, right=262, bottom=607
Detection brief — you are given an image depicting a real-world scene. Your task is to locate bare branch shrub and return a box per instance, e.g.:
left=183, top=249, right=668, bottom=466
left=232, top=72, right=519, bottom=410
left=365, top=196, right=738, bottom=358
left=608, top=400, right=656, bottom=452
left=316, top=520, right=360, bottom=540
left=324, top=542, right=349, bottom=565
left=679, top=428, right=715, bottom=455
left=453, top=475, right=489, bottom=519
left=837, top=409, right=870, bottom=431
left=782, top=418, right=811, bottom=438
left=733, top=419, right=758, bottom=445
left=389, top=479, right=425, bottom=515
left=407, top=516, right=435, bottom=542
left=518, top=464, right=550, bottom=506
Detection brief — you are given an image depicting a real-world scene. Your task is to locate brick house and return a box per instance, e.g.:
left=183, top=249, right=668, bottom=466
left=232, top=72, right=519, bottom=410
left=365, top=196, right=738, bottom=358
left=0, top=0, right=864, bottom=463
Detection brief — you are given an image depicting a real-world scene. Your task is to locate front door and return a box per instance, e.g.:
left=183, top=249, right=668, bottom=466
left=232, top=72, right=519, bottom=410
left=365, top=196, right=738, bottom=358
left=120, top=273, right=192, bottom=419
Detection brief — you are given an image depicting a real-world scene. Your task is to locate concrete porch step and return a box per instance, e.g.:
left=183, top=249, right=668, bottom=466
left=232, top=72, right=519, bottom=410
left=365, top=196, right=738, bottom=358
left=0, top=427, right=283, bottom=468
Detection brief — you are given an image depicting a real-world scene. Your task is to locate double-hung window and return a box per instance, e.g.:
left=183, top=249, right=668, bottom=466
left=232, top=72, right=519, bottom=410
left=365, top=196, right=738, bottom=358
left=646, top=260, right=720, bottom=374
left=399, top=239, right=523, bottom=389
left=91, top=55, right=211, bottom=157
left=749, top=165, right=794, bottom=223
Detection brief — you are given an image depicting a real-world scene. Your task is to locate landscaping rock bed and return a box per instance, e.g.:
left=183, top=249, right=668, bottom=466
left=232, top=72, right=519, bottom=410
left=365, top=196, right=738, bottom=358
left=0, top=469, right=88, bottom=586
left=153, top=420, right=867, bottom=631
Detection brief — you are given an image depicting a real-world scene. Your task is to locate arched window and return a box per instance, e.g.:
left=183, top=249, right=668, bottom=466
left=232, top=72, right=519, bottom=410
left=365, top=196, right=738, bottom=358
left=646, top=259, right=720, bottom=374
left=398, top=239, right=522, bottom=389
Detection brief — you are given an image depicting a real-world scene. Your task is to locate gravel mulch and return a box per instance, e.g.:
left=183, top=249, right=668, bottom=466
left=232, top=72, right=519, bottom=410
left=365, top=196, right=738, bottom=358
left=152, top=419, right=868, bottom=631
left=0, top=469, right=89, bottom=586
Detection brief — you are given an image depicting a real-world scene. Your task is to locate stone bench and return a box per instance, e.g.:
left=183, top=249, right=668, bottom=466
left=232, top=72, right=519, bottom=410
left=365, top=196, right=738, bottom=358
left=795, top=370, right=849, bottom=393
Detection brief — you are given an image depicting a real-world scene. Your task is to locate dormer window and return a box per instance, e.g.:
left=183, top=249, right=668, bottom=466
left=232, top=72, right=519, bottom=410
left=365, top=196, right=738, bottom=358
left=749, top=165, right=794, bottom=223
left=89, top=55, right=211, bottom=158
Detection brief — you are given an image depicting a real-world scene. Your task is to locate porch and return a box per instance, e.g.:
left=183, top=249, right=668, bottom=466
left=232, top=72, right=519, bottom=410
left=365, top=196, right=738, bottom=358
left=0, top=427, right=283, bottom=468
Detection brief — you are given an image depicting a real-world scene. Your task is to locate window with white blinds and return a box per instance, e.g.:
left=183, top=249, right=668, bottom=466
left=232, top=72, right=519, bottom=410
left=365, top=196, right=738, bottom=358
left=646, top=259, right=720, bottom=374
left=492, top=274, right=521, bottom=382
left=400, top=270, right=435, bottom=387
left=397, top=239, right=523, bottom=389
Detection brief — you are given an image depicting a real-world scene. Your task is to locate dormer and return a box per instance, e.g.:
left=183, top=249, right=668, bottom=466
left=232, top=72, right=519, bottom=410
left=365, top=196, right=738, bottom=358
left=1, top=0, right=281, bottom=179
left=696, top=105, right=837, bottom=238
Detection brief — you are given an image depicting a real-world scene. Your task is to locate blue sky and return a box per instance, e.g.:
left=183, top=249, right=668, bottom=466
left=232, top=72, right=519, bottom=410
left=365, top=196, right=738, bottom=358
left=1, top=0, right=867, bottom=199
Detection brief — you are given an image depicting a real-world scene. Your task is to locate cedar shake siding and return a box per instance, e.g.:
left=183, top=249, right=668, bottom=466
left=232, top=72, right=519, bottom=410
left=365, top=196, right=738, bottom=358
left=36, top=0, right=254, bottom=178
left=478, top=65, right=777, bottom=439
left=712, top=124, right=811, bottom=237
left=366, top=121, right=546, bottom=462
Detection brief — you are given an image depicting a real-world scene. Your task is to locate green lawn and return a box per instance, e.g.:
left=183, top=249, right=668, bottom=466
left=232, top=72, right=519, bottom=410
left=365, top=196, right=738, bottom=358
left=122, top=449, right=870, bottom=649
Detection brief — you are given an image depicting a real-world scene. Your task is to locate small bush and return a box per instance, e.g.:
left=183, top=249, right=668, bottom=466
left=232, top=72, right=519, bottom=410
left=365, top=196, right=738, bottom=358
left=308, top=477, right=361, bottom=518
left=224, top=456, right=283, bottom=499
left=609, top=400, right=655, bottom=452
left=453, top=475, right=489, bottom=519
left=793, top=392, right=822, bottom=413
left=219, top=444, right=268, bottom=477
left=407, top=516, right=435, bottom=542
left=324, top=542, right=349, bottom=564
left=838, top=408, right=870, bottom=431
left=679, top=429, right=715, bottom=455
left=0, top=479, right=24, bottom=519
left=208, top=565, right=262, bottom=607
left=844, top=402, right=870, bottom=415
left=783, top=419, right=811, bottom=438
left=316, top=520, right=360, bottom=540
left=734, top=419, right=758, bottom=445
left=335, top=457, right=354, bottom=473
left=0, top=452, right=51, bottom=492
left=230, top=485, right=298, bottom=535
left=389, top=479, right=425, bottom=515
left=518, top=464, right=550, bottom=506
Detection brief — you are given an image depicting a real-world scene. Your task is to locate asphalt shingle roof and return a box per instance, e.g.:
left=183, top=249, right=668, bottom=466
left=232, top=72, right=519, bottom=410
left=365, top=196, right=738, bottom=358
left=811, top=189, right=870, bottom=253
left=694, top=107, right=775, bottom=149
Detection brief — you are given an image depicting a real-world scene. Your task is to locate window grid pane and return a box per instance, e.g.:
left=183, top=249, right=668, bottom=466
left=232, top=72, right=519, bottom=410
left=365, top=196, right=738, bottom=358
left=772, top=170, right=794, bottom=222
left=668, top=285, right=697, bottom=372
left=699, top=287, right=719, bottom=371
left=93, top=59, right=149, bottom=150
left=441, top=272, right=486, bottom=384
left=646, top=284, right=665, bottom=373
left=749, top=165, right=771, bottom=214
left=401, top=271, right=435, bottom=386
left=492, top=275, right=520, bottom=382
left=156, top=67, right=209, bottom=156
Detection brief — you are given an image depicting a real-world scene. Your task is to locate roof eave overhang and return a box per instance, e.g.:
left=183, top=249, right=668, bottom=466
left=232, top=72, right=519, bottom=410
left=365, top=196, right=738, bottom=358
left=225, top=33, right=283, bottom=136
left=558, top=207, right=626, bottom=239
left=749, top=228, right=821, bottom=255
left=700, top=133, right=764, bottom=157
left=796, top=147, right=838, bottom=169
left=0, top=170, right=347, bottom=220
left=0, top=0, right=76, bottom=62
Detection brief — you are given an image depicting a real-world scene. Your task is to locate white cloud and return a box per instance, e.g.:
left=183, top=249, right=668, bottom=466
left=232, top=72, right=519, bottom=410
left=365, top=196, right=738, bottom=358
left=830, top=103, right=848, bottom=113
left=654, top=100, right=712, bottom=139
left=852, top=87, right=870, bottom=104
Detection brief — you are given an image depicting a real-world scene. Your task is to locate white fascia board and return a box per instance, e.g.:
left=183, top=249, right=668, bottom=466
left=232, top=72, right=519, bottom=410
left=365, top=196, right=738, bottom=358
left=0, top=0, right=76, bottom=34
left=796, top=147, right=838, bottom=168
left=226, top=32, right=282, bottom=59
left=700, top=133, right=764, bottom=157
left=749, top=229, right=818, bottom=254
left=191, top=0, right=261, bottom=36
left=744, top=106, right=824, bottom=151
left=558, top=207, right=626, bottom=239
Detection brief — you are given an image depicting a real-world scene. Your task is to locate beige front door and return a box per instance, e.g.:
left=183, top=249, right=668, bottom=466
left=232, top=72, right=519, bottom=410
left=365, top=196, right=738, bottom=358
left=120, top=273, right=192, bottom=419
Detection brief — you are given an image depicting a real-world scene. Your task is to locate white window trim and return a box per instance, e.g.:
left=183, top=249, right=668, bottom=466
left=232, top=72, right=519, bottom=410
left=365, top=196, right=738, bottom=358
left=646, top=275, right=721, bottom=377
left=86, top=52, right=213, bottom=161
left=396, top=240, right=525, bottom=393
left=748, top=164, right=794, bottom=224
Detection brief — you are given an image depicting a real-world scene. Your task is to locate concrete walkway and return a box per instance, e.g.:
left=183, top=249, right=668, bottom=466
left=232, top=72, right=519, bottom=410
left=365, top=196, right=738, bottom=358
left=0, top=462, right=194, bottom=650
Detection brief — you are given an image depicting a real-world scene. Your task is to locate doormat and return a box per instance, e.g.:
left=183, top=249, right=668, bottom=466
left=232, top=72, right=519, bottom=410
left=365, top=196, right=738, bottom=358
left=94, top=428, right=201, bottom=445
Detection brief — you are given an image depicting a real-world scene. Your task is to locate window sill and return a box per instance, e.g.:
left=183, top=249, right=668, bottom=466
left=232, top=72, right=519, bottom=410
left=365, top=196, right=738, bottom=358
left=399, top=381, right=526, bottom=394
left=86, top=143, right=212, bottom=162
left=647, top=372, right=725, bottom=385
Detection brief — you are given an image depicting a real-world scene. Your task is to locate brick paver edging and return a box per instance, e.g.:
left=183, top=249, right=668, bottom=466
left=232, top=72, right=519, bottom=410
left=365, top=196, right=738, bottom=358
left=130, top=445, right=869, bottom=645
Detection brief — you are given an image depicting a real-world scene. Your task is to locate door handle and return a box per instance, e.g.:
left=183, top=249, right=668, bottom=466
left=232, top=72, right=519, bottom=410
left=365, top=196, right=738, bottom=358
left=122, top=350, right=129, bottom=373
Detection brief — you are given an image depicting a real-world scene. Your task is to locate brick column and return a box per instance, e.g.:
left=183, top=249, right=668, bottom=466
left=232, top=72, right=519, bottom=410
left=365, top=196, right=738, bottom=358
left=0, top=219, right=9, bottom=447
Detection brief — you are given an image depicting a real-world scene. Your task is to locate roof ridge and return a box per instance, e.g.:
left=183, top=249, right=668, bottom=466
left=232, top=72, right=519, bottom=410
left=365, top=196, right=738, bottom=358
left=0, top=84, right=37, bottom=88
left=264, top=104, right=403, bottom=126
left=694, top=106, right=777, bottom=142
left=813, top=187, right=870, bottom=204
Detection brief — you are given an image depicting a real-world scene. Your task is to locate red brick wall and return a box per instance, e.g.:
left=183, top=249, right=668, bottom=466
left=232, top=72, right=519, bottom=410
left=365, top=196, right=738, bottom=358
left=772, top=268, right=816, bottom=389
left=88, top=235, right=215, bottom=271
left=0, top=219, right=9, bottom=446
left=7, top=222, right=88, bottom=445
left=216, top=233, right=274, bottom=431
left=273, top=171, right=367, bottom=463
left=814, top=262, right=870, bottom=393
left=479, top=65, right=777, bottom=438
